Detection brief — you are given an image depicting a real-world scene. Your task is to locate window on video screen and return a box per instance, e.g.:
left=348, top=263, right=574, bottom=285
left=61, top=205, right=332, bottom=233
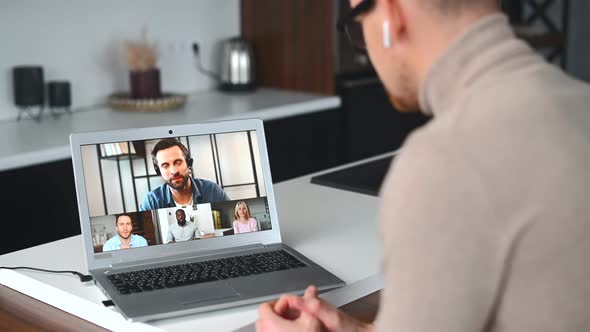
left=80, top=130, right=272, bottom=254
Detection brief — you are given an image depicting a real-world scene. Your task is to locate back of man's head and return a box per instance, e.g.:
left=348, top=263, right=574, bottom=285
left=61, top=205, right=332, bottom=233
left=115, top=214, right=130, bottom=225
left=151, top=138, right=191, bottom=166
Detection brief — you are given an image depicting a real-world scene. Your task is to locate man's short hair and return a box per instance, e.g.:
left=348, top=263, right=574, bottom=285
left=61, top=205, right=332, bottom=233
left=151, top=138, right=191, bottom=166
left=115, top=214, right=131, bottom=225
left=175, top=209, right=185, bottom=216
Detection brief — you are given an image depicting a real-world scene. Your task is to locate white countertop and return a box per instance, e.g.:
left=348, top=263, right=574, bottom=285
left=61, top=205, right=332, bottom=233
left=0, top=87, right=340, bottom=172
left=0, top=154, right=389, bottom=331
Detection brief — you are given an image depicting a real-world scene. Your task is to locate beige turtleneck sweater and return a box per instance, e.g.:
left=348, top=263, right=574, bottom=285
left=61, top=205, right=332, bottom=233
left=376, top=14, right=590, bottom=332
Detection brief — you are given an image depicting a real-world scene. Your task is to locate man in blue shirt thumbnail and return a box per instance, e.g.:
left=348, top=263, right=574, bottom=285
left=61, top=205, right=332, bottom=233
left=102, top=214, right=148, bottom=252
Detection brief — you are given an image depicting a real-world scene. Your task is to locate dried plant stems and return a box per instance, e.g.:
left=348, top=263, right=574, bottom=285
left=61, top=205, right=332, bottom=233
left=124, top=28, right=158, bottom=72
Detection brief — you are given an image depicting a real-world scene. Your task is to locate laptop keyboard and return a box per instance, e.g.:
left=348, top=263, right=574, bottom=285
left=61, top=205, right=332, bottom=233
left=107, top=250, right=307, bottom=295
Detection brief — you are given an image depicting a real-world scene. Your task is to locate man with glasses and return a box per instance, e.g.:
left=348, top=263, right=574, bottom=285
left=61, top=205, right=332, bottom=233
left=257, top=0, right=590, bottom=331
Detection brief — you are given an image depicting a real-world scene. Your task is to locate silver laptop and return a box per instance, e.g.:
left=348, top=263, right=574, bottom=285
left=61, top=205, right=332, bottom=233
left=69, top=118, right=344, bottom=321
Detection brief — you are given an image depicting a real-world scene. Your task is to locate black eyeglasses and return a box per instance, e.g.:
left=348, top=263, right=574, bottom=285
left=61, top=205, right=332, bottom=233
left=337, top=0, right=376, bottom=53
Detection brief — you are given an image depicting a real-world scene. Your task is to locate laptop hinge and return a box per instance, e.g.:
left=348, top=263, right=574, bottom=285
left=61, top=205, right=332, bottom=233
left=108, top=243, right=267, bottom=270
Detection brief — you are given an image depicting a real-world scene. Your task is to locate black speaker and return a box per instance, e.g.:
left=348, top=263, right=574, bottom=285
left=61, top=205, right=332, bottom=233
left=48, top=81, right=71, bottom=108
left=12, top=66, right=44, bottom=107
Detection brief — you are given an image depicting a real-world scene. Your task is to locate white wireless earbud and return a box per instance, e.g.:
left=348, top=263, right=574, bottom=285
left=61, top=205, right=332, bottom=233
left=383, top=20, right=391, bottom=48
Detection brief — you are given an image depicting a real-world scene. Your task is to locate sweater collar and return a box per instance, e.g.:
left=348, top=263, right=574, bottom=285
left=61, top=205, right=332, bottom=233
left=418, top=14, right=517, bottom=116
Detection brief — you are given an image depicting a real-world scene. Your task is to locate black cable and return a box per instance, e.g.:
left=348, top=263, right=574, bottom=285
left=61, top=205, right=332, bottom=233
left=0, top=266, right=93, bottom=282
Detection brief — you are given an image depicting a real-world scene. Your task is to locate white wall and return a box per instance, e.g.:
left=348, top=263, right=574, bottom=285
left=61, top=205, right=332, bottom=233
left=81, top=145, right=103, bottom=217
left=0, top=0, right=240, bottom=121
left=90, top=214, right=117, bottom=246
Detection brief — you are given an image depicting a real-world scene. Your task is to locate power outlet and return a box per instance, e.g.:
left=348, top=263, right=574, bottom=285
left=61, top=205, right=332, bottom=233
left=192, top=42, right=200, bottom=56
left=162, top=41, right=192, bottom=55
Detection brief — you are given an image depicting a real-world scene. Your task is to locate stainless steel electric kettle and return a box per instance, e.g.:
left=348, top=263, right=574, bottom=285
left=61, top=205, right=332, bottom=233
left=219, top=37, right=256, bottom=91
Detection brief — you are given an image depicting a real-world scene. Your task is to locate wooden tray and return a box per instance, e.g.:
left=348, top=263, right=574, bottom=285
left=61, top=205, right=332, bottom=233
left=108, top=92, right=187, bottom=112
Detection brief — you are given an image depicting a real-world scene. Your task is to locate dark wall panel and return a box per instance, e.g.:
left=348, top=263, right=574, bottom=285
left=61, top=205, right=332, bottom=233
left=241, top=0, right=334, bottom=94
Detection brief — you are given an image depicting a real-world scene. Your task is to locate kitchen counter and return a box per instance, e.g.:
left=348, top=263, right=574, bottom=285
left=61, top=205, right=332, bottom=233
left=0, top=88, right=340, bottom=172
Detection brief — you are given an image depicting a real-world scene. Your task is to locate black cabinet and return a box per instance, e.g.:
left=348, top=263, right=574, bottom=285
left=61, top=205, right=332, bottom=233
left=337, top=73, right=430, bottom=162
left=0, top=159, right=81, bottom=255
left=264, top=109, right=345, bottom=183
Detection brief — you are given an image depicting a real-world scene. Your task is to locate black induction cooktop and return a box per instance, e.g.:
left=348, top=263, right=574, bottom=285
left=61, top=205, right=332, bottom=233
left=310, top=155, right=394, bottom=196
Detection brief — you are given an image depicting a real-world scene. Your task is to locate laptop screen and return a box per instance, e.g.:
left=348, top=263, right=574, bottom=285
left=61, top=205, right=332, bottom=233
left=79, top=129, right=271, bottom=254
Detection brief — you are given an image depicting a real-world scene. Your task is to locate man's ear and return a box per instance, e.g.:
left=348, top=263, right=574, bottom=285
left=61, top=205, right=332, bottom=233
left=379, top=0, right=407, bottom=44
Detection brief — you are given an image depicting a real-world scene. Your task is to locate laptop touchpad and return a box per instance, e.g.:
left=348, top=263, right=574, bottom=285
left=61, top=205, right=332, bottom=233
left=178, top=284, right=240, bottom=305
